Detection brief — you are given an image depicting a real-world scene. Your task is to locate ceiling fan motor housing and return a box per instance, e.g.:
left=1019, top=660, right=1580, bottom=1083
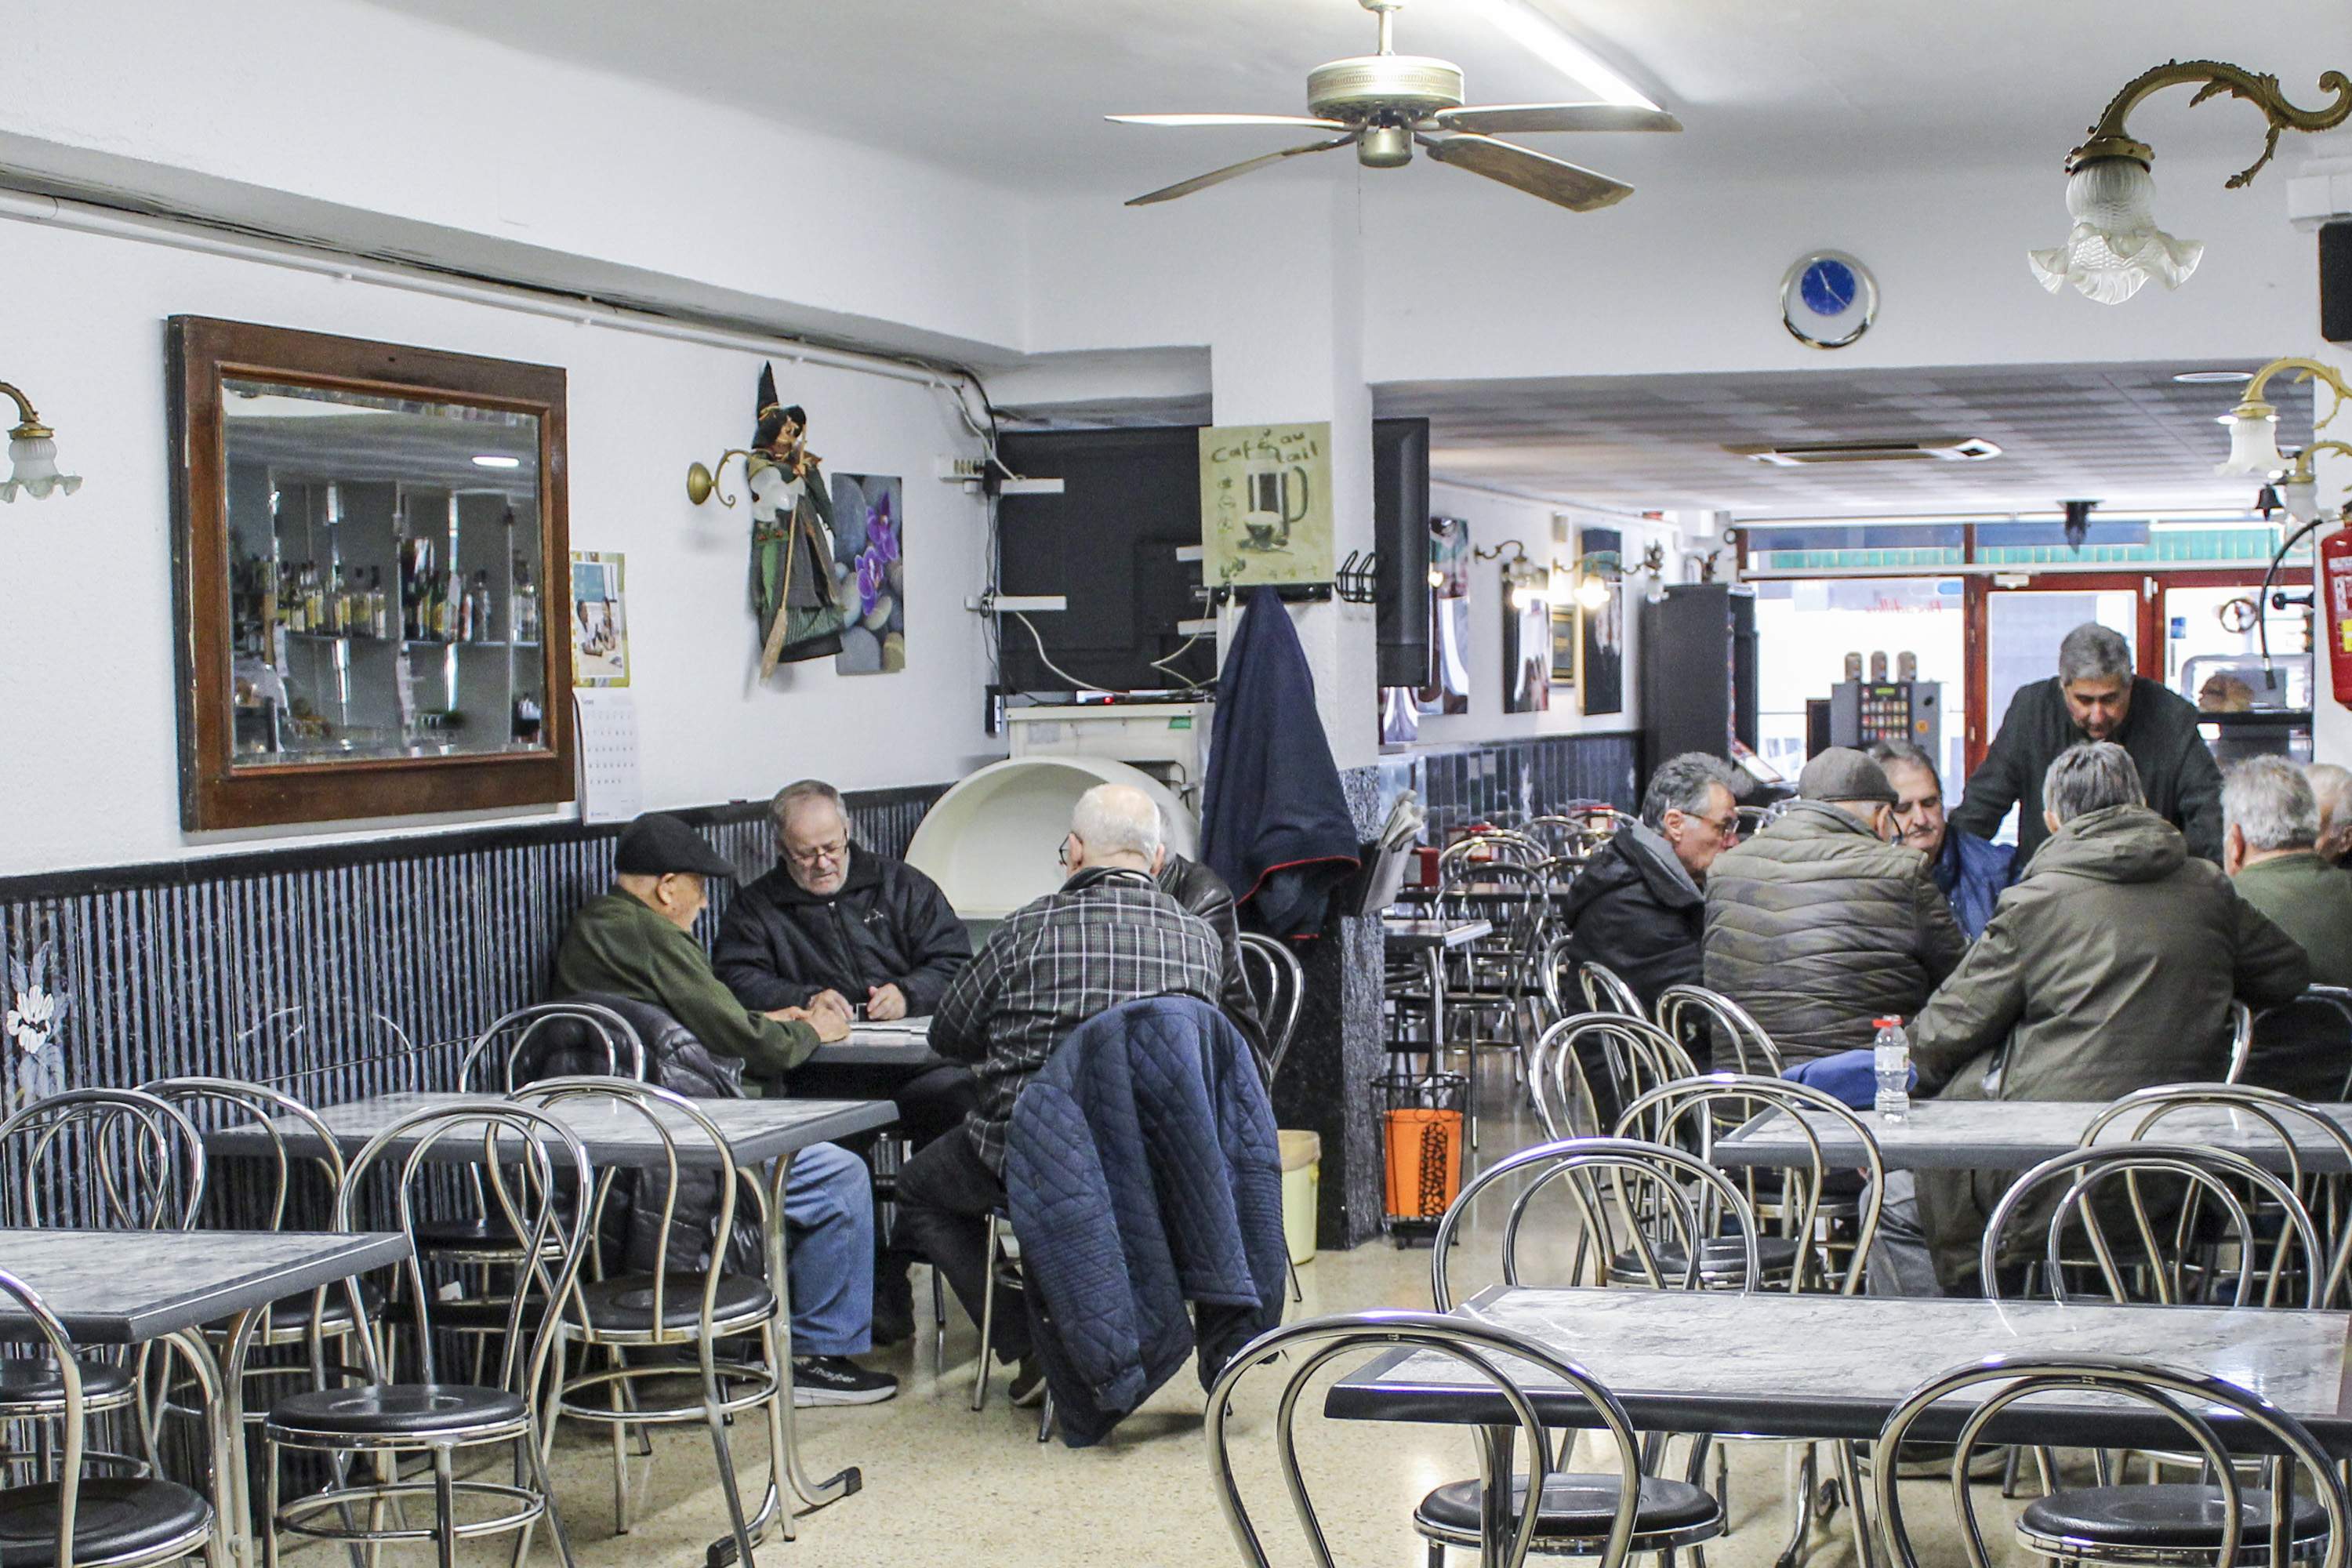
left=1308, top=53, right=1465, bottom=123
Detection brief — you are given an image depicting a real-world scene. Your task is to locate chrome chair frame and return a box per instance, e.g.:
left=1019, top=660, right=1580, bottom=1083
left=0, top=1268, right=217, bottom=1568
left=1432, top=864, right=1555, bottom=1149
left=513, top=1076, right=786, bottom=1563
left=1874, top=1354, right=2350, bottom=1568
left=259, top=1102, right=592, bottom=1568
left=1528, top=1014, right=1697, bottom=1142
left=1577, top=962, right=1646, bottom=1020
left=1652, top=985, right=1784, bottom=1078
left=1204, top=1309, right=1650, bottom=1568
left=1236, top=931, right=1306, bottom=1087
left=2224, top=1000, right=2257, bottom=1084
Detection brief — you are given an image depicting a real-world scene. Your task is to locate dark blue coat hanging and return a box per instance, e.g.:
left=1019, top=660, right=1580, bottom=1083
left=1200, top=587, right=1360, bottom=940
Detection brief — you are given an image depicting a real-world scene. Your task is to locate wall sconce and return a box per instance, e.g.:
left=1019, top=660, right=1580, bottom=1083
left=0, top=380, right=81, bottom=503
left=1638, top=541, right=1668, bottom=604
left=2213, top=355, right=2352, bottom=522
left=1473, top=537, right=1550, bottom=608
left=684, top=448, right=758, bottom=508
left=2031, top=60, right=2350, bottom=303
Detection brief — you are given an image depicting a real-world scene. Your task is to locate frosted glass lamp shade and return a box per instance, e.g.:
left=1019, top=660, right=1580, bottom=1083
left=0, top=434, right=82, bottom=503
left=2280, top=473, right=2322, bottom=524
left=1574, top=574, right=1611, bottom=610
left=2215, top=409, right=2287, bottom=477
left=2027, top=157, right=2203, bottom=305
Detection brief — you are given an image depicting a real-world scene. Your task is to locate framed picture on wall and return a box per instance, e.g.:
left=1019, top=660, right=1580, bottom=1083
left=1580, top=524, right=1627, bottom=717
left=1417, top=516, right=1471, bottom=716
left=1502, top=564, right=1551, bottom=714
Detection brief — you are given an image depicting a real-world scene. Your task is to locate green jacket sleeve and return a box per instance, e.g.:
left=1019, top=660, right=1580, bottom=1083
left=649, top=924, right=819, bottom=1076
left=2232, top=891, right=2313, bottom=1009
left=1911, top=899, right=2028, bottom=1093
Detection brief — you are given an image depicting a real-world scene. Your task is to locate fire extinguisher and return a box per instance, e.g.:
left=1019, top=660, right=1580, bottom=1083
left=2326, top=526, right=2352, bottom=708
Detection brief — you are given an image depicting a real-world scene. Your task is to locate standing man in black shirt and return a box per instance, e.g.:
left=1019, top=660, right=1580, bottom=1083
left=1950, top=622, right=2223, bottom=864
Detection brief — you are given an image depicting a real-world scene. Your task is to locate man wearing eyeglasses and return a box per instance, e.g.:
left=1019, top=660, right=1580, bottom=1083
left=714, top=780, right=976, bottom=1140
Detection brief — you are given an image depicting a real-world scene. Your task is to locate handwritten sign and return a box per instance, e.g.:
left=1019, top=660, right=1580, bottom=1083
left=1198, top=423, right=1334, bottom=588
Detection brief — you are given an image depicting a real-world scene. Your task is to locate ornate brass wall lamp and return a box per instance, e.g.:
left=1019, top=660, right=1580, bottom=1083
left=2213, top=355, right=2352, bottom=522
left=2031, top=60, right=2351, bottom=304
left=684, top=448, right=757, bottom=508
left=0, top=378, right=81, bottom=502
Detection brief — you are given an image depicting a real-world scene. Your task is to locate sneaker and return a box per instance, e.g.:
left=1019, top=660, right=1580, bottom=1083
left=1008, top=1357, right=1048, bottom=1409
left=792, top=1355, right=898, bottom=1406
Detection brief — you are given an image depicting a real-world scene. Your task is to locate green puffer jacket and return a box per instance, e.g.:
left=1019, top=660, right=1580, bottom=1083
left=1700, top=800, right=1966, bottom=1066
left=1910, top=803, right=2310, bottom=1292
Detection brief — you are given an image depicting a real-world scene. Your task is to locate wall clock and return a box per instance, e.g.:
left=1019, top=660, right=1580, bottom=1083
left=1780, top=250, right=1877, bottom=349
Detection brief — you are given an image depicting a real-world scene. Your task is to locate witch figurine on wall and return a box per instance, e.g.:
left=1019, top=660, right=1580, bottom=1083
left=746, top=364, right=847, bottom=675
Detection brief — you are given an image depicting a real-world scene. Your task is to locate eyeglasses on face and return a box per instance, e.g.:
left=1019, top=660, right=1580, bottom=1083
left=786, top=840, right=849, bottom=868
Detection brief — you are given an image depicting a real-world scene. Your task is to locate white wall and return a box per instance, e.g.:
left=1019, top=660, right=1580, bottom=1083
left=1410, top=482, right=1668, bottom=748
left=0, top=212, right=1000, bottom=877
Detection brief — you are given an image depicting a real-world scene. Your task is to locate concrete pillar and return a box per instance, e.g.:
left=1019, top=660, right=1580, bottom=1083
left=1201, top=178, right=1387, bottom=1247
left=2292, top=160, right=2352, bottom=766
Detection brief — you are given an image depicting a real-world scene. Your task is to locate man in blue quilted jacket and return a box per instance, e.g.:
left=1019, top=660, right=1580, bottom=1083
left=894, top=784, right=1223, bottom=1406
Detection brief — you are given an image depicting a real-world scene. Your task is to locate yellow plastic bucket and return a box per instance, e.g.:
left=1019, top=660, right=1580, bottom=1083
left=1279, top=1129, right=1321, bottom=1265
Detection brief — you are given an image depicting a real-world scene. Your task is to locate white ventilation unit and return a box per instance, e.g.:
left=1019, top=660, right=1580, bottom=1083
left=1725, top=437, right=2002, bottom=466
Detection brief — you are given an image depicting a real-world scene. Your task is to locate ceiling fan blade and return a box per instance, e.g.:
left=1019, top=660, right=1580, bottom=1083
left=1432, top=103, right=1682, bottom=136
left=1109, top=113, right=1353, bottom=130
left=1126, top=136, right=1356, bottom=206
left=1418, top=132, right=1633, bottom=212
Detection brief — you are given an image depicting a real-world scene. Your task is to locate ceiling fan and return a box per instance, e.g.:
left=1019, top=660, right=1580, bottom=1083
left=1107, top=0, right=1679, bottom=212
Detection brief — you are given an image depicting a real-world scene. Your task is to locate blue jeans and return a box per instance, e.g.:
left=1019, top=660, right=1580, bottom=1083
left=780, top=1142, right=874, bottom=1356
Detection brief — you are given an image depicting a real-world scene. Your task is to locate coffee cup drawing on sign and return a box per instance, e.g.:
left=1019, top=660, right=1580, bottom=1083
left=1241, top=459, right=1309, bottom=551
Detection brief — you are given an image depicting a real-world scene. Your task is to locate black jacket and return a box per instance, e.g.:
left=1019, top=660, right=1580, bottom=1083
left=1950, top=675, right=2224, bottom=864
left=1156, top=855, right=1269, bottom=1065
left=712, top=848, right=972, bottom=1016
left=1560, top=823, right=1704, bottom=1011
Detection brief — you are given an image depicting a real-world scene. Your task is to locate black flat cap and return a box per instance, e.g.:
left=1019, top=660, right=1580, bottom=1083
left=613, top=813, right=738, bottom=878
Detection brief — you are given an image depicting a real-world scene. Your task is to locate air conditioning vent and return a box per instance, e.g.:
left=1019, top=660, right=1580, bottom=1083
left=1724, top=436, right=2003, bottom=466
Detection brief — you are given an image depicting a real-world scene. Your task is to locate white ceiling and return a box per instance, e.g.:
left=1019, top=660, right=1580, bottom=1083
left=1377, top=361, right=2319, bottom=517
left=359, top=0, right=2352, bottom=193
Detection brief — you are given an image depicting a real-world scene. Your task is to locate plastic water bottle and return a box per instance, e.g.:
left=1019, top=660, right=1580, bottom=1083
left=1872, top=1017, right=1911, bottom=1125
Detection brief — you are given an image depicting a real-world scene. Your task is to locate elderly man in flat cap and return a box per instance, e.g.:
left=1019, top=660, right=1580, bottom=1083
left=1700, top=746, right=1966, bottom=1069
left=553, top=811, right=895, bottom=1406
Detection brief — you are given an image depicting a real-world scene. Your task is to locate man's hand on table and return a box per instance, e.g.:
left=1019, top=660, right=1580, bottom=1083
left=865, top=983, right=909, bottom=1022
left=768, top=1001, right=851, bottom=1044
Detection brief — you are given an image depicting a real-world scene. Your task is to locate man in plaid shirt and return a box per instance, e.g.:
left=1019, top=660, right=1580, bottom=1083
left=895, top=783, right=1223, bottom=1404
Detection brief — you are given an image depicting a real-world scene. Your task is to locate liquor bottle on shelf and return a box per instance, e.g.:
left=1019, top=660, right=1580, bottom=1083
left=472, top=570, right=492, bottom=642
left=457, top=572, right=476, bottom=644
left=512, top=554, right=540, bottom=643
left=326, top=564, right=346, bottom=637
left=371, top=568, right=390, bottom=641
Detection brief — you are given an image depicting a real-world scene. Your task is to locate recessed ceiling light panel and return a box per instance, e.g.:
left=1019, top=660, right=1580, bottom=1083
left=2172, top=369, right=2253, bottom=384
left=1724, top=437, right=2002, bottom=466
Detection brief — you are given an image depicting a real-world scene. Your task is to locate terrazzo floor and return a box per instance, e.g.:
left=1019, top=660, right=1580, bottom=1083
left=511, top=1099, right=2053, bottom=1568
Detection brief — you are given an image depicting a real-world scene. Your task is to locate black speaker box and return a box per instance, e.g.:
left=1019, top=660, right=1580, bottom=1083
left=1371, top=417, right=1431, bottom=688
left=2325, top=221, right=2352, bottom=345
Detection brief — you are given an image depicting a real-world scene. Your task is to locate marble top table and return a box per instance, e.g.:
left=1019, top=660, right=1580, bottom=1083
left=1381, top=917, right=1494, bottom=952
left=808, top=1015, right=949, bottom=1069
left=208, top=1089, right=898, bottom=1169
left=1326, top=1285, right=2352, bottom=1455
left=1713, top=1099, right=2352, bottom=1174
left=1397, top=882, right=1577, bottom=906
left=0, top=1227, right=409, bottom=1341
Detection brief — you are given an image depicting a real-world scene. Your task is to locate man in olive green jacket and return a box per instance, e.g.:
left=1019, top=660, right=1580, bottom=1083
left=1893, top=744, right=2308, bottom=1294
left=2223, top=756, right=2352, bottom=1100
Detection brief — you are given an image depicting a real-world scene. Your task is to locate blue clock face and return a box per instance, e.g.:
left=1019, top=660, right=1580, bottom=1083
left=1800, top=258, right=1858, bottom=318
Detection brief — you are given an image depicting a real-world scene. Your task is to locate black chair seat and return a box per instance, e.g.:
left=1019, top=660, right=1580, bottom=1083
left=269, top=1382, right=527, bottom=1439
left=569, top=1272, right=775, bottom=1334
left=0, top=1357, right=134, bottom=1408
left=0, top=1476, right=210, bottom=1568
left=411, top=1214, right=549, bottom=1253
left=2020, top=1484, right=2327, bottom=1556
left=1417, top=1472, right=1722, bottom=1547
left=1610, top=1234, right=1806, bottom=1282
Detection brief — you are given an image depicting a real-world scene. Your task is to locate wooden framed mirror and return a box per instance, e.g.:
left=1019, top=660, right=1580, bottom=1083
left=169, top=316, right=573, bottom=830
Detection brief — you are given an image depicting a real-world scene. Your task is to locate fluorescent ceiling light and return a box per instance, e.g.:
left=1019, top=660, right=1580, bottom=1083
left=2172, top=369, right=2252, bottom=385
left=471, top=454, right=522, bottom=469
left=1461, top=0, right=1660, bottom=111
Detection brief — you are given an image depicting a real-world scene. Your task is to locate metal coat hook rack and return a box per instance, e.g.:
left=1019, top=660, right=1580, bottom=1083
left=1335, top=550, right=1380, bottom=604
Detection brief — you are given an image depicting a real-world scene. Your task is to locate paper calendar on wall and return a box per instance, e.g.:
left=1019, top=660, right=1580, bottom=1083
left=572, top=688, right=642, bottom=824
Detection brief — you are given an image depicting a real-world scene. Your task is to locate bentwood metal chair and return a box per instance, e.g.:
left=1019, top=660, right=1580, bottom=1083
left=1529, top=1014, right=1697, bottom=1142
left=1875, top=1356, right=2349, bottom=1568
left=0, top=1090, right=208, bottom=1483
left=1614, top=1076, right=1887, bottom=1567
left=2225, top=1001, right=2259, bottom=1084
left=136, top=1079, right=374, bottom=1446
left=1435, top=864, right=1555, bottom=1149
left=1204, top=1309, right=1654, bottom=1568
left=0, top=1269, right=216, bottom=1568
left=1652, top=985, right=1784, bottom=1079
left=260, top=1103, right=592, bottom=1568
left=513, top=1077, right=789, bottom=1563
left=1576, top=962, right=1646, bottom=1021
left=1236, top=932, right=1306, bottom=1087
left=1421, top=1142, right=1744, bottom=1563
